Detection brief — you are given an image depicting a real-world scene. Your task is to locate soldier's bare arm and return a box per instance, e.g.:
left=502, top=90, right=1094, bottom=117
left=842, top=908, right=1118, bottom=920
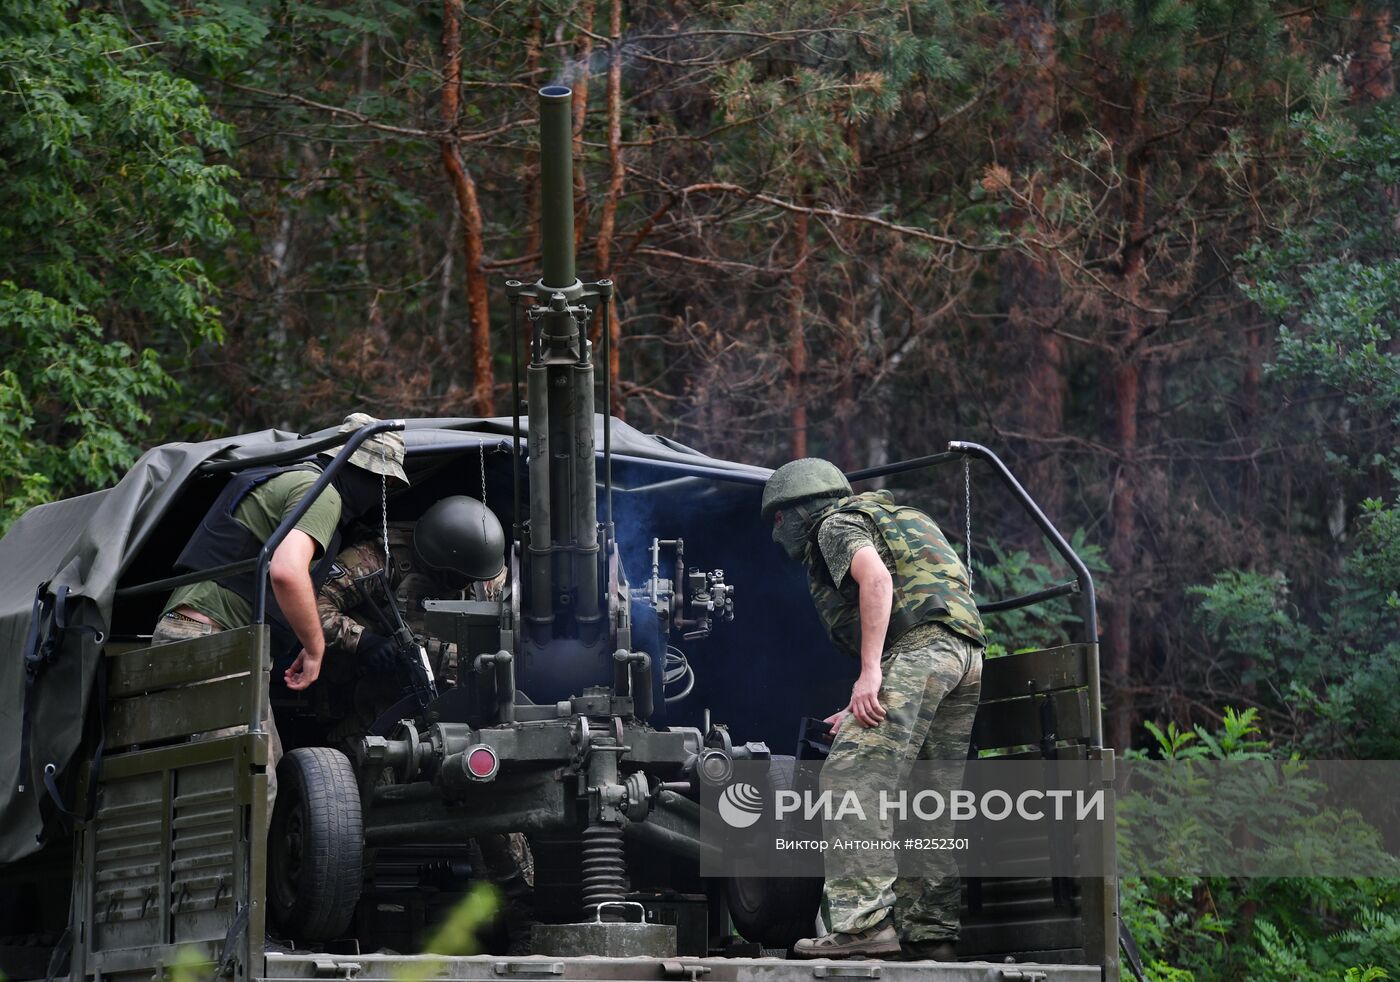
left=848, top=544, right=892, bottom=727
left=271, top=529, right=327, bottom=689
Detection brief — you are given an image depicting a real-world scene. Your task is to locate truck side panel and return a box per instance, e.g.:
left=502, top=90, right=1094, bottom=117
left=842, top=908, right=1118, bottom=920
left=69, top=626, right=270, bottom=982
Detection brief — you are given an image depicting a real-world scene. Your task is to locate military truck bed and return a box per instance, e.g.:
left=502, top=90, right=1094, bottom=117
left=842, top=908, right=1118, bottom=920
left=259, top=952, right=1099, bottom=981
left=2, top=430, right=1118, bottom=982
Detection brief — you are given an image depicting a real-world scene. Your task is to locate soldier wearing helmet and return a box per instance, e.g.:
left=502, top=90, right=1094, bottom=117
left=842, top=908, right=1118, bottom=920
left=316, top=493, right=533, bottom=951
left=318, top=495, right=507, bottom=700
left=761, top=458, right=984, bottom=962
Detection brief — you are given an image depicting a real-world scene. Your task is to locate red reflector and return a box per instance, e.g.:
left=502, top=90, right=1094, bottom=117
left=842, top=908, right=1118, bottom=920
left=467, top=746, right=498, bottom=779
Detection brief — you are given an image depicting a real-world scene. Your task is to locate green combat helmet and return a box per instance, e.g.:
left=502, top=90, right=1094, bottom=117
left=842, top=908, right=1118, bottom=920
left=414, top=495, right=506, bottom=580
left=760, top=458, right=852, bottom=526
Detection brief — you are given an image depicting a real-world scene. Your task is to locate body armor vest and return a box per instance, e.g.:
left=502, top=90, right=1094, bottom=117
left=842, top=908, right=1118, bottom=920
left=175, top=463, right=343, bottom=658
left=806, top=490, right=985, bottom=657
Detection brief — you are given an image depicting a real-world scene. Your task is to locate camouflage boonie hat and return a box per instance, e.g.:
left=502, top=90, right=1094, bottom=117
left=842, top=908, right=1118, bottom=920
left=338, top=412, right=409, bottom=485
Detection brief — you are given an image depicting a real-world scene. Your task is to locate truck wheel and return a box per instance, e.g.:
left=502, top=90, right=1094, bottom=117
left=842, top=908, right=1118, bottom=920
left=724, top=756, right=822, bottom=948
left=269, top=747, right=364, bottom=941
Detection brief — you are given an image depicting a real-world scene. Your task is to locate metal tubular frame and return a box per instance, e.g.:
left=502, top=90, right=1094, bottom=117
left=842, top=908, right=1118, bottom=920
left=846, top=450, right=962, bottom=482
left=114, top=558, right=259, bottom=598
left=114, top=420, right=407, bottom=604
left=848, top=440, right=1104, bottom=748
left=252, top=419, right=407, bottom=626
left=977, top=579, right=1079, bottom=615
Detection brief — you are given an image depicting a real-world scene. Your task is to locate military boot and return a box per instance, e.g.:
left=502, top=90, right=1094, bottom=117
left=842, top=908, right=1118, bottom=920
left=792, top=921, right=900, bottom=960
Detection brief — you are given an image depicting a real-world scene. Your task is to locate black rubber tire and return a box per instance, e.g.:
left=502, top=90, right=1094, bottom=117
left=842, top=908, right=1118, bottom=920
left=268, top=747, right=364, bottom=941
left=724, top=755, right=823, bottom=948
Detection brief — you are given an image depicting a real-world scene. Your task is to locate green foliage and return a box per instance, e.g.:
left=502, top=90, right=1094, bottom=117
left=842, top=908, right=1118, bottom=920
left=1241, top=108, right=1400, bottom=481
left=1344, top=968, right=1390, bottom=982
left=0, top=284, right=171, bottom=518
left=975, top=529, right=1109, bottom=655
left=1135, top=706, right=1273, bottom=762
left=166, top=944, right=213, bottom=982
left=697, top=0, right=979, bottom=195
left=1187, top=498, right=1400, bottom=757
left=0, top=0, right=236, bottom=529
left=1122, top=714, right=1400, bottom=979
left=393, top=881, right=499, bottom=981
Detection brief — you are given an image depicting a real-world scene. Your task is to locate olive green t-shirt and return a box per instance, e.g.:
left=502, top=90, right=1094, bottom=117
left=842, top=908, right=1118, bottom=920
left=816, top=510, right=978, bottom=652
left=163, top=471, right=343, bottom=630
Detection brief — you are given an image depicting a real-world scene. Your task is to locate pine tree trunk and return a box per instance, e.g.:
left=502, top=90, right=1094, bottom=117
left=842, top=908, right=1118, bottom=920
left=594, top=0, right=625, bottom=418
left=1105, top=81, right=1150, bottom=752
left=788, top=207, right=810, bottom=459
left=1346, top=6, right=1394, bottom=103
left=572, top=0, right=595, bottom=257
left=997, top=0, right=1064, bottom=519
left=440, top=0, right=493, bottom=415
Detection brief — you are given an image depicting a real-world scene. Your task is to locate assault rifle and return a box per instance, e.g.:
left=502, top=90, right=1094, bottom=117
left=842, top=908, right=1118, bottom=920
left=353, top=568, right=438, bottom=711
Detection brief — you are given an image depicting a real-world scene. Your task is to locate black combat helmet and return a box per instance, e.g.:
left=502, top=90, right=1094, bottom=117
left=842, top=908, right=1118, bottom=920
left=413, top=495, right=506, bottom=580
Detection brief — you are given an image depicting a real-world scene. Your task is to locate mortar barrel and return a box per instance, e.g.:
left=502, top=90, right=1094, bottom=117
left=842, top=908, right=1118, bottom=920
left=538, top=85, right=576, bottom=289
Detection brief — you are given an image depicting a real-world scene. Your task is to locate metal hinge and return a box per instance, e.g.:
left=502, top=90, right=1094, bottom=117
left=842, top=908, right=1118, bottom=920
left=994, top=970, right=1048, bottom=981
left=660, top=961, right=712, bottom=980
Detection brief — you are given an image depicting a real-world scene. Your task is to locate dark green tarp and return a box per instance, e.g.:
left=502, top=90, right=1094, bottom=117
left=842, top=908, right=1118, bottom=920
left=0, top=416, right=768, bottom=863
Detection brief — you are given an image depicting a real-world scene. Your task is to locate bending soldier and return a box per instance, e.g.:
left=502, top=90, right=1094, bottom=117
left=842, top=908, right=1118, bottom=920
left=761, top=458, right=984, bottom=962
left=151, top=413, right=409, bottom=812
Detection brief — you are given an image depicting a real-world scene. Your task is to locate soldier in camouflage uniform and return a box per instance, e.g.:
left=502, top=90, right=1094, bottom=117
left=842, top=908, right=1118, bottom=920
left=317, top=495, right=536, bottom=953
left=318, top=497, right=508, bottom=725
left=761, top=459, right=984, bottom=961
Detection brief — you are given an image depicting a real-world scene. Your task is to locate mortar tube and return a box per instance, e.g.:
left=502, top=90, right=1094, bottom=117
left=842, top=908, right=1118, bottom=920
left=538, top=86, right=576, bottom=290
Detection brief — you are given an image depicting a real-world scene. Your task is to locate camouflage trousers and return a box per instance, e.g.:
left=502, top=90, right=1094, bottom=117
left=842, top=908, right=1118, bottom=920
left=151, top=613, right=283, bottom=824
left=821, top=624, right=982, bottom=943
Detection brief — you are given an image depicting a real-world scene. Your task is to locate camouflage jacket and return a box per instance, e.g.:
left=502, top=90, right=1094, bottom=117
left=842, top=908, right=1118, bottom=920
left=319, top=524, right=508, bottom=657
left=806, top=490, right=985, bottom=657
left=319, top=526, right=436, bottom=656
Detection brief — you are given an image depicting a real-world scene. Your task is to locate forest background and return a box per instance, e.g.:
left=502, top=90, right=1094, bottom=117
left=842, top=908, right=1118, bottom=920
left=2, top=0, right=1398, bottom=977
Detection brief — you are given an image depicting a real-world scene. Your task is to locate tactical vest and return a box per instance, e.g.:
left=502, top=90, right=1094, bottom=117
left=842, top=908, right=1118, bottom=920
left=175, top=463, right=343, bottom=659
left=806, top=490, right=985, bottom=657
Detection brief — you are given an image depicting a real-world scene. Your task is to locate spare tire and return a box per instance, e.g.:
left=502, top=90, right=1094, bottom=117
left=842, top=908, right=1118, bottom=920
left=268, top=747, right=364, bottom=941
left=724, top=755, right=823, bottom=948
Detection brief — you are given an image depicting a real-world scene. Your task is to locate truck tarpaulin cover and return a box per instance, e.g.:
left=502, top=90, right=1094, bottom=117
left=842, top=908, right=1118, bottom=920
left=0, top=416, right=769, bottom=863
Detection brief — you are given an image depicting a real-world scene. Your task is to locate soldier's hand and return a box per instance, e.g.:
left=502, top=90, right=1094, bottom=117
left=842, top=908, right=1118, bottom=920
left=285, top=649, right=322, bottom=690
left=850, top=670, right=885, bottom=727
left=824, top=708, right=851, bottom=737
left=357, top=631, right=398, bottom=674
